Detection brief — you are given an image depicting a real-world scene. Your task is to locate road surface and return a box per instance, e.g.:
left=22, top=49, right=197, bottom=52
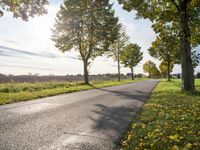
left=0, top=80, right=159, bottom=150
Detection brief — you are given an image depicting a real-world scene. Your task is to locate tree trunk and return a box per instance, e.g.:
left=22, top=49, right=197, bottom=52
left=117, top=49, right=121, bottom=82
left=131, top=67, right=134, bottom=80
left=117, top=60, right=121, bottom=82
left=83, top=59, right=89, bottom=84
left=180, top=2, right=195, bottom=91
left=167, top=61, right=171, bottom=81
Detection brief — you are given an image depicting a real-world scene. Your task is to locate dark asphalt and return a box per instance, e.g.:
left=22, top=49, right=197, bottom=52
left=0, top=80, right=159, bottom=150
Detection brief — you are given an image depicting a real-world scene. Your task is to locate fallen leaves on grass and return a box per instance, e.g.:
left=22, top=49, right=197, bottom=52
left=122, top=79, right=200, bottom=150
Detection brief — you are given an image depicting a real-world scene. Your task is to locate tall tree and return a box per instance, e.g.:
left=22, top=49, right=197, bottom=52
left=159, top=61, right=174, bottom=79
left=143, top=60, right=160, bottom=78
left=148, top=28, right=180, bottom=81
left=120, top=43, right=143, bottom=80
left=0, top=0, right=48, bottom=21
left=118, top=0, right=200, bottom=91
left=52, top=0, right=118, bottom=84
left=107, top=24, right=129, bottom=81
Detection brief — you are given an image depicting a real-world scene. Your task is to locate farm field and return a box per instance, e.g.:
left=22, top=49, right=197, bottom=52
left=122, top=79, right=200, bottom=150
left=0, top=78, right=145, bottom=105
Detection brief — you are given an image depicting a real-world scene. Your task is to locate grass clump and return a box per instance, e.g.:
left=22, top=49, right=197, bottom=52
left=0, top=79, right=145, bottom=105
left=122, top=79, right=200, bottom=150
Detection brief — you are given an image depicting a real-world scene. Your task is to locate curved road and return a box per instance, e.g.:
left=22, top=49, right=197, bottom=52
left=0, top=80, right=159, bottom=150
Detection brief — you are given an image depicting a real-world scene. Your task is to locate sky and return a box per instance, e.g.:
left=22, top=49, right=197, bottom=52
left=0, top=0, right=198, bottom=76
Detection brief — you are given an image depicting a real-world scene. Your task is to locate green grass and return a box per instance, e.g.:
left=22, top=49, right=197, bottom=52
left=0, top=79, right=145, bottom=105
left=122, top=79, right=200, bottom=150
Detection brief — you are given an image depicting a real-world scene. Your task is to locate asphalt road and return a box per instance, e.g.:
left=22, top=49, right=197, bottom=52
left=0, top=80, right=159, bottom=150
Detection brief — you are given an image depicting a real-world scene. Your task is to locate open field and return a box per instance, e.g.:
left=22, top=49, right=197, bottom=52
left=0, top=74, right=136, bottom=83
left=122, top=79, right=200, bottom=150
left=0, top=79, right=145, bottom=105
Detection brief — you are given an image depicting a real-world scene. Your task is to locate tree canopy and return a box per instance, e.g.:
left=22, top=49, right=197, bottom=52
left=148, top=29, right=180, bottom=65
left=148, top=26, right=180, bottom=81
left=120, top=43, right=143, bottom=80
left=107, top=24, right=129, bottom=81
left=107, top=24, right=129, bottom=62
left=0, top=0, right=48, bottom=21
left=52, top=0, right=118, bottom=84
left=143, top=60, right=160, bottom=79
left=159, top=61, right=174, bottom=79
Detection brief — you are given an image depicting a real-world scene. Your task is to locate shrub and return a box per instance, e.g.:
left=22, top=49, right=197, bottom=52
left=197, top=72, right=200, bottom=78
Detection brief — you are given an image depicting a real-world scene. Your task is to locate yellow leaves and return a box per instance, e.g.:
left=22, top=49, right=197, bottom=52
left=122, top=140, right=128, bottom=147
left=131, top=123, right=146, bottom=130
left=193, top=112, right=197, bottom=116
left=154, top=129, right=160, bottom=132
left=171, top=145, right=179, bottom=150
left=132, top=123, right=137, bottom=129
left=168, top=134, right=180, bottom=142
left=122, top=131, right=134, bottom=148
left=191, top=0, right=199, bottom=6
left=127, top=134, right=132, bottom=141
left=150, top=143, right=154, bottom=148
left=138, top=141, right=144, bottom=149
left=141, top=123, right=146, bottom=128
left=147, top=132, right=153, bottom=138
left=186, top=143, right=193, bottom=149
left=187, top=131, right=192, bottom=134
left=198, top=131, right=200, bottom=136
left=175, top=127, right=183, bottom=131
left=191, top=124, right=195, bottom=128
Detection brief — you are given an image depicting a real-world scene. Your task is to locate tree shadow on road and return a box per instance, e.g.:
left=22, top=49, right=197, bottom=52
left=89, top=103, right=141, bottom=148
left=89, top=84, right=150, bottom=102
left=87, top=82, right=157, bottom=148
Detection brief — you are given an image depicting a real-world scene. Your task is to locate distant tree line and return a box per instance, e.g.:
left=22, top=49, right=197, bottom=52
left=0, top=73, right=142, bottom=83
left=142, top=60, right=200, bottom=79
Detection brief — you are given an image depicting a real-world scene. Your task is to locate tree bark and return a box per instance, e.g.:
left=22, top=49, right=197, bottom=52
left=180, top=2, right=195, bottom=91
left=167, top=61, right=171, bottom=81
left=117, top=49, right=121, bottom=82
left=131, top=67, right=134, bottom=80
left=83, top=59, right=89, bottom=84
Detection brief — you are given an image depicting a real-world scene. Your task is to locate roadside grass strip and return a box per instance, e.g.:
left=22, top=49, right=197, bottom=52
left=122, top=79, right=200, bottom=150
left=0, top=79, right=145, bottom=105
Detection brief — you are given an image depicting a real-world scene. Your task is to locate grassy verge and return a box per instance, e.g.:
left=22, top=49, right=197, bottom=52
left=122, top=79, right=200, bottom=150
left=0, top=78, right=145, bottom=105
